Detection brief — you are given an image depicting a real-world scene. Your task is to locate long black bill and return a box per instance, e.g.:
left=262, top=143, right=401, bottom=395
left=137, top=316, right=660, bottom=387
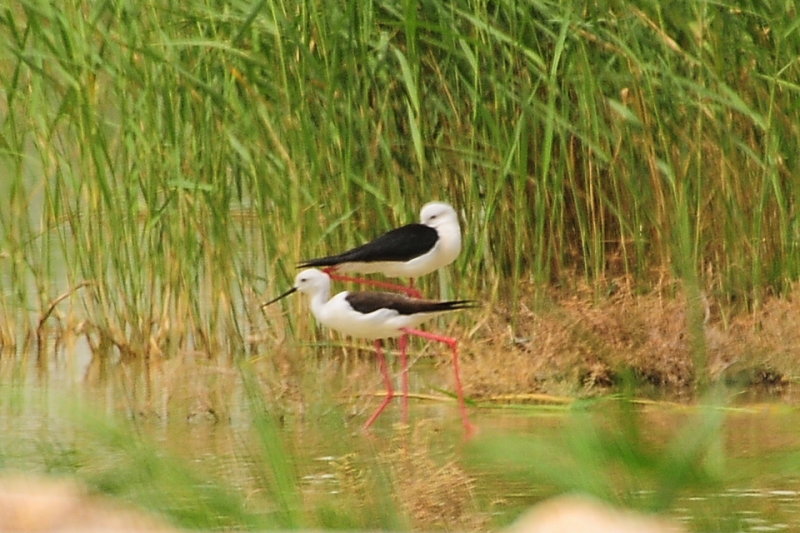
left=262, top=286, right=298, bottom=307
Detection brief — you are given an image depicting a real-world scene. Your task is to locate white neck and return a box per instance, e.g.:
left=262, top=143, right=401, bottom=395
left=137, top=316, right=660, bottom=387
left=436, top=220, right=462, bottom=264
left=307, top=284, right=331, bottom=322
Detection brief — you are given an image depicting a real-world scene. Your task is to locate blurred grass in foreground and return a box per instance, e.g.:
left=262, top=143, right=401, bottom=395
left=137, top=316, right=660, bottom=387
left=1, top=0, right=799, bottom=362
left=3, top=377, right=800, bottom=531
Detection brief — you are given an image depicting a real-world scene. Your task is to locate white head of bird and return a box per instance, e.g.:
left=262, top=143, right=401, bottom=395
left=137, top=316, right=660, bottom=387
left=264, top=268, right=332, bottom=313
left=418, top=201, right=461, bottom=265
left=420, top=201, right=458, bottom=228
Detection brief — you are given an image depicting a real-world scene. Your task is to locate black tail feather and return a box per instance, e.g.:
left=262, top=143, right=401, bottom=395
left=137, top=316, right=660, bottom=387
left=433, top=299, right=479, bottom=311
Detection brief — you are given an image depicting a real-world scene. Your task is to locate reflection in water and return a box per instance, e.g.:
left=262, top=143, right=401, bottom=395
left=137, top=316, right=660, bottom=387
left=1, top=352, right=800, bottom=532
left=672, top=486, right=800, bottom=532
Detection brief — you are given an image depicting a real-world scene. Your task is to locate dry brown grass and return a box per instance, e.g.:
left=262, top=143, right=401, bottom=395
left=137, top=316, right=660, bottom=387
left=381, top=422, right=489, bottom=531
left=460, top=278, right=800, bottom=399
left=308, top=422, right=488, bottom=531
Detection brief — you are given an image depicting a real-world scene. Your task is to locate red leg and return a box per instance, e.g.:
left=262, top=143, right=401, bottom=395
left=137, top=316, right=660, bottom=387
left=363, top=339, right=395, bottom=430
left=401, top=328, right=476, bottom=437
left=322, top=268, right=423, bottom=298
left=398, top=334, right=409, bottom=423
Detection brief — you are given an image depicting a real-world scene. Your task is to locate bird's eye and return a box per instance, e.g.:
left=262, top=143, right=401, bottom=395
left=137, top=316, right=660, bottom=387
left=430, top=215, right=437, bottom=219
left=299, top=277, right=307, bottom=282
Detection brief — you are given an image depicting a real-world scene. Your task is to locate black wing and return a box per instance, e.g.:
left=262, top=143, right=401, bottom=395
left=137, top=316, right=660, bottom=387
left=345, top=291, right=476, bottom=316
left=299, top=224, right=438, bottom=267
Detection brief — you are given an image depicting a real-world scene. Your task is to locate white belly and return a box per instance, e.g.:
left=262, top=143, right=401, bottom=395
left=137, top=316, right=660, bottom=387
left=315, top=294, right=433, bottom=339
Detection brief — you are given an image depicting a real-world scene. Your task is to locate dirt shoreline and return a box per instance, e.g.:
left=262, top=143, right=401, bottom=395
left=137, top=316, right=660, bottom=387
left=462, top=279, right=800, bottom=400
left=4, top=278, right=799, bottom=415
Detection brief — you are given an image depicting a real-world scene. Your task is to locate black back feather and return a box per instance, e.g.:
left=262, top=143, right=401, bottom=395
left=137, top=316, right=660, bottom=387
left=299, top=224, right=438, bottom=267
left=345, top=291, right=477, bottom=316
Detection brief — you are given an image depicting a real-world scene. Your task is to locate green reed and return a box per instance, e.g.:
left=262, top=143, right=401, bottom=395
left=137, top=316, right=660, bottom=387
left=1, top=0, right=799, bottom=357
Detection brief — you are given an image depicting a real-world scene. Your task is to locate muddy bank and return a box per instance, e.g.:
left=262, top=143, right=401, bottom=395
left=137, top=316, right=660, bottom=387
left=464, top=280, right=800, bottom=399
left=5, top=278, right=799, bottom=422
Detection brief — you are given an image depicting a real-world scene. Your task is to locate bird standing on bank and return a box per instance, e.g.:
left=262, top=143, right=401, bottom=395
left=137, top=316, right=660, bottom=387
left=264, top=268, right=476, bottom=435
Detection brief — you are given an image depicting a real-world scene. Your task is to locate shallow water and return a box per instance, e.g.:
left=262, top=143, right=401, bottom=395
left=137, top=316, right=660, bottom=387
left=1, top=349, right=800, bottom=532
left=445, top=398, right=800, bottom=531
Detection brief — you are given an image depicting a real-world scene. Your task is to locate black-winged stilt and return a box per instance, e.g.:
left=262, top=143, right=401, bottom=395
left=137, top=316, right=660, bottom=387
left=298, top=201, right=461, bottom=298
left=299, top=201, right=463, bottom=418
left=264, top=268, right=476, bottom=435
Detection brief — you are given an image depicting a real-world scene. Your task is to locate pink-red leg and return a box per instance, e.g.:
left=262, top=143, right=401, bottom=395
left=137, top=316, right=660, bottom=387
left=401, top=328, right=476, bottom=437
left=363, top=339, right=395, bottom=430
left=322, top=267, right=423, bottom=298
left=398, top=334, right=409, bottom=423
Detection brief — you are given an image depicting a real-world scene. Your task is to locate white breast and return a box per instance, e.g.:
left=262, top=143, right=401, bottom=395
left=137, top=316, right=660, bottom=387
left=313, top=293, right=435, bottom=339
